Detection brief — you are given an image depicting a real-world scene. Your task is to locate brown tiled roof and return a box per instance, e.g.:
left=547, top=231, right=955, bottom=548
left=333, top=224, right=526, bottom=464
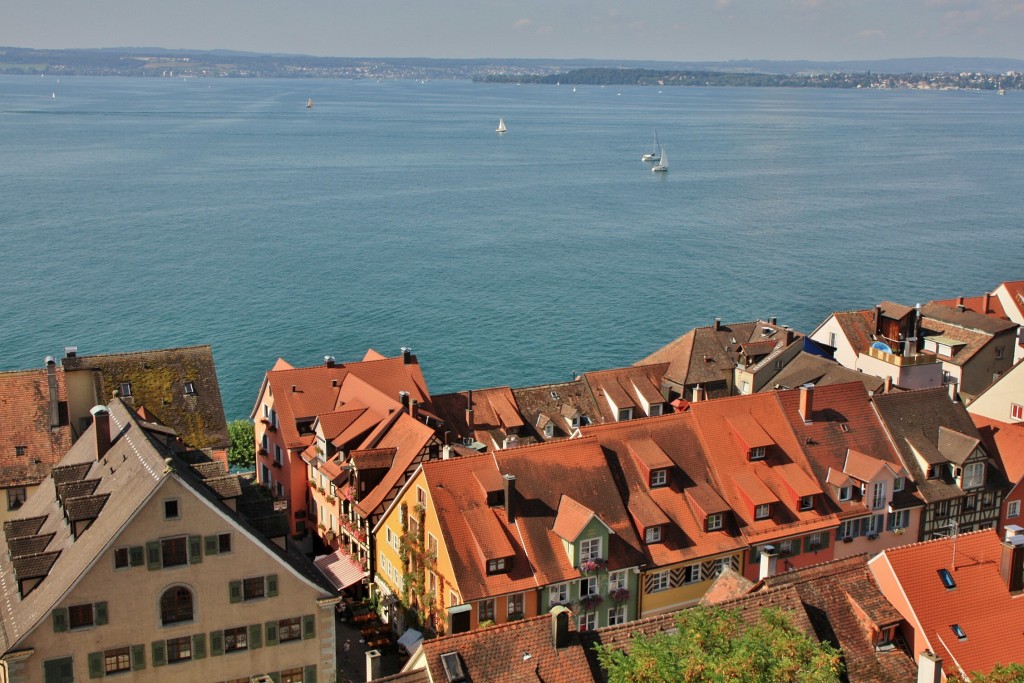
left=0, top=367, right=74, bottom=488
left=464, top=508, right=517, bottom=561
left=62, top=345, right=230, bottom=451
left=973, top=416, right=1024, bottom=483
left=431, top=386, right=527, bottom=450
left=55, top=478, right=101, bottom=503
left=7, top=533, right=54, bottom=559
left=583, top=364, right=669, bottom=422
left=511, top=379, right=601, bottom=441
left=931, top=294, right=1008, bottom=320
left=203, top=475, right=243, bottom=500
left=190, top=461, right=227, bottom=479
left=352, top=447, right=397, bottom=471
left=12, top=551, right=61, bottom=580
left=354, top=413, right=437, bottom=519
left=921, top=302, right=1017, bottom=336
left=2, top=516, right=46, bottom=540
left=64, top=494, right=110, bottom=522
left=51, top=463, right=92, bottom=485
left=767, top=351, right=885, bottom=393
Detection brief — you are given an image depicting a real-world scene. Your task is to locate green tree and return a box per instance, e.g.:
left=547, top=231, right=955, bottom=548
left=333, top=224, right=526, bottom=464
left=227, top=419, right=256, bottom=470
left=962, top=663, right=1024, bottom=683
left=595, top=606, right=843, bottom=683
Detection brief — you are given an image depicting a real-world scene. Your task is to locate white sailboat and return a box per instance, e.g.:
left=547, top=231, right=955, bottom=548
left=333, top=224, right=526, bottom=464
left=496, top=117, right=507, bottom=133
left=642, top=130, right=660, bottom=162
left=651, top=147, right=668, bottom=173
left=306, top=98, right=314, bottom=109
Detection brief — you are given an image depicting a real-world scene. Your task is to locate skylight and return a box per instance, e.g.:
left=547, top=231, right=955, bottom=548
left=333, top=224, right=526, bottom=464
left=938, top=569, right=956, bottom=590
left=951, top=624, right=967, bottom=641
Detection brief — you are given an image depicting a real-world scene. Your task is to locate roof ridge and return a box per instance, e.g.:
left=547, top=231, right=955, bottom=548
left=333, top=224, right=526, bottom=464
left=65, top=344, right=213, bottom=360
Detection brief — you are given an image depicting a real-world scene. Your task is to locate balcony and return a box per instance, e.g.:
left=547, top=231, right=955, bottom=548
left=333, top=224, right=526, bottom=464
left=865, top=346, right=937, bottom=367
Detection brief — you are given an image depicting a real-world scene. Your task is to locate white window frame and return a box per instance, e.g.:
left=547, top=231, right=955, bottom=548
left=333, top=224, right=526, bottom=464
left=578, top=612, right=597, bottom=631
left=682, top=564, right=701, bottom=584
left=1012, top=403, right=1024, bottom=421
left=893, top=477, right=905, bottom=492
left=608, top=570, right=627, bottom=592
left=548, top=583, right=569, bottom=605
left=649, top=571, right=670, bottom=592
left=872, top=481, right=887, bottom=510
left=544, top=423, right=555, bottom=438
left=645, top=526, right=662, bottom=543
left=580, top=537, right=602, bottom=562
left=838, top=485, right=852, bottom=502
left=608, top=605, right=627, bottom=625
left=838, top=519, right=856, bottom=539
left=649, top=403, right=663, bottom=417
left=799, top=495, right=814, bottom=511
left=750, top=446, right=766, bottom=461
left=650, top=469, right=667, bottom=487
left=579, top=576, right=598, bottom=597
left=889, top=509, right=910, bottom=530
left=754, top=503, right=771, bottom=520
left=707, top=513, right=723, bottom=531
left=1008, top=500, right=1021, bottom=518
left=617, top=407, right=633, bottom=421
left=962, top=462, right=985, bottom=489
left=808, top=532, right=824, bottom=550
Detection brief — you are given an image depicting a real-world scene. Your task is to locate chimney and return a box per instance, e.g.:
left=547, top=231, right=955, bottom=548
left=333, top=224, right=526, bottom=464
left=324, top=355, right=335, bottom=368
left=798, top=384, right=814, bottom=423
left=713, top=317, right=721, bottom=331
left=442, top=445, right=452, bottom=460
left=410, top=398, right=419, bottom=420
left=291, top=384, right=297, bottom=393
left=770, top=316, right=777, bottom=325
left=64, top=345, right=78, bottom=359
left=983, top=292, right=991, bottom=314
left=401, top=347, right=411, bottom=364
left=947, top=381, right=959, bottom=403
left=884, top=375, right=893, bottom=394
left=917, top=651, right=943, bottom=683
left=45, top=356, right=60, bottom=429
left=784, top=329, right=794, bottom=346
left=873, top=305, right=882, bottom=335
left=365, top=649, right=381, bottom=682
left=91, top=406, right=111, bottom=460
left=503, top=474, right=517, bottom=523
left=1000, top=525, right=1024, bottom=592
left=758, top=545, right=778, bottom=581
left=914, top=303, right=923, bottom=343
left=550, top=606, right=570, bottom=649
left=399, top=391, right=410, bottom=411
left=692, top=384, right=705, bottom=403
left=465, top=390, right=475, bottom=435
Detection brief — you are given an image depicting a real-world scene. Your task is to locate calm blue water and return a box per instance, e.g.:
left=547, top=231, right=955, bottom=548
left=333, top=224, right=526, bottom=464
left=2, top=76, right=1022, bottom=419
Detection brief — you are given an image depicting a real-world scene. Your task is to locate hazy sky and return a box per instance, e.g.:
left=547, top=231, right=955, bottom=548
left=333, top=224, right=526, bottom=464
left=5, top=0, right=1024, bottom=62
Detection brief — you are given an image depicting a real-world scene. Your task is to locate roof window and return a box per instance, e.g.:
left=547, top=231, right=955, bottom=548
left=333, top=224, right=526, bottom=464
left=184, top=381, right=196, bottom=396
left=951, top=624, right=966, bottom=641
left=938, top=568, right=956, bottom=590
left=440, top=652, right=467, bottom=683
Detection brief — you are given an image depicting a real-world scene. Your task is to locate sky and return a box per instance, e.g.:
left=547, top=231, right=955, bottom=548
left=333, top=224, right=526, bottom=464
left=5, top=0, right=1024, bottom=62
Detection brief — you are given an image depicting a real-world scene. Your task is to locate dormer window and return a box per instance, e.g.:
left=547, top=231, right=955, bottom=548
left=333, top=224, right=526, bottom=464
left=645, top=526, right=662, bottom=543
left=650, top=469, right=668, bottom=488
left=928, top=464, right=943, bottom=480
left=571, top=415, right=582, bottom=429
left=618, top=408, right=633, bottom=421
left=799, top=495, right=814, bottom=511
left=838, top=486, right=852, bottom=502
left=951, top=624, right=967, bottom=641
left=580, top=537, right=602, bottom=563
left=875, top=626, right=896, bottom=651
left=183, top=381, right=196, bottom=396
left=544, top=423, right=554, bottom=438
left=938, top=569, right=956, bottom=590
left=749, top=446, right=766, bottom=461
left=119, top=382, right=132, bottom=397
left=649, top=403, right=663, bottom=417
left=754, top=503, right=771, bottom=520
left=962, top=462, right=985, bottom=489
left=487, top=558, right=509, bottom=574
left=707, top=513, right=723, bottom=531
left=893, top=477, right=905, bottom=492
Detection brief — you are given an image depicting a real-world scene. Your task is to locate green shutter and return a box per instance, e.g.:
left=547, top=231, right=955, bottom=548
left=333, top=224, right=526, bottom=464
left=302, top=614, right=316, bottom=639
left=803, top=535, right=812, bottom=553
left=87, top=652, right=104, bottom=679
left=229, top=580, right=242, bottom=603
left=303, top=664, right=317, bottom=683
left=146, top=541, right=161, bottom=570
left=130, top=644, right=145, bottom=670
left=248, top=623, right=263, bottom=649
left=209, top=630, right=224, bottom=656
left=269, top=674, right=281, bottom=683
left=265, top=620, right=279, bottom=646
left=820, top=531, right=830, bottom=550
left=789, top=540, right=802, bottom=557
left=52, top=607, right=69, bottom=632
left=129, top=546, right=144, bottom=567
left=94, top=601, right=108, bottom=625
left=192, top=633, right=206, bottom=659
left=266, top=573, right=279, bottom=597
left=188, top=535, right=202, bottom=564
left=204, top=535, right=219, bottom=555
left=151, top=640, right=166, bottom=667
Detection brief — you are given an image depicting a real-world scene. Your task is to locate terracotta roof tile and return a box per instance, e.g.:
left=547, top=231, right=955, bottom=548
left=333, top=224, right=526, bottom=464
left=464, top=507, right=517, bottom=561
left=511, top=379, right=601, bottom=441
left=354, top=413, right=437, bottom=519
left=583, top=364, right=668, bottom=422
left=973, top=416, right=1024, bottom=483
left=552, top=496, right=604, bottom=543
left=0, top=367, right=73, bottom=488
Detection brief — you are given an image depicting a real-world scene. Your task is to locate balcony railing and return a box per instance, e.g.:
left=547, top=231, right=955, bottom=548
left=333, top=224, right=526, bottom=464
left=865, top=346, right=938, bottom=367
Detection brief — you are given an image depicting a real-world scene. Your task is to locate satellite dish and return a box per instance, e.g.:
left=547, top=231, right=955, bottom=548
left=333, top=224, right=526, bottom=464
left=871, top=341, right=893, bottom=353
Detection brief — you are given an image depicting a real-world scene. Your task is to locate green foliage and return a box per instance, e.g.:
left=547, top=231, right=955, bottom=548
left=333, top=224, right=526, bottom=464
left=595, top=606, right=843, bottom=683
left=966, top=663, right=1024, bottom=683
left=227, top=419, right=255, bottom=470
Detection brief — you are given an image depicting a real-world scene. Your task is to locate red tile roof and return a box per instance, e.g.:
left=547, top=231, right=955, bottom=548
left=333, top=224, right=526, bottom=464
left=973, top=415, right=1024, bottom=484
left=354, top=413, right=436, bottom=518
left=931, top=294, right=1008, bottom=320
left=583, top=364, right=668, bottom=422
left=551, top=495, right=607, bottom=543
left=0, top=367, right=74, bottom=489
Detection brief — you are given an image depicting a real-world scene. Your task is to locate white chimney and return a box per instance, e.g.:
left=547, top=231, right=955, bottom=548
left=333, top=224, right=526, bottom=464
left=758, top=545, right=778, bottom=581
left=917, top=650, right=943, bottom=683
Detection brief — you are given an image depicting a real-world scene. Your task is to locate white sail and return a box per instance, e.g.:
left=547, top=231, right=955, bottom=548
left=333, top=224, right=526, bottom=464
left=652, top=147, right=668, bottom=172
left=642, top=129, right=660, bottom=161
left=496, top=117, right=507, bottom=133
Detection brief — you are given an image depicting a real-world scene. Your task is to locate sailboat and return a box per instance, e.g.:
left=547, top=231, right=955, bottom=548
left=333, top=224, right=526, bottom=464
left=306, top=98, right=314, bottom=109
left=496, top=117, right=507, bottom=134
left=642, top=130, right=660, bottom=162
left=651, top=148, right=668, bottom=173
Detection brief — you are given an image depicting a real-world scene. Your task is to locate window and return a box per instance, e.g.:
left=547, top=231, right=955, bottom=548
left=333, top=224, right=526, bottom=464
left=995, top=346, right=1005, bottom=360
left=649, top=571, right=670, bottom=592
left=750, top=446, right=766, bottom=461
left=808, top=532, right=824, bottom=550
left=281, top=668, right=305, bottom=683
left=951, top=624, right=967, bottom=641
left=608, top=570, right=628, bottom=592
left=218, top=533, right=232, bottom=553
left=487, top=558, right=507, bottom=574
left=7, top=487, right=27, bottom=511
left=871, top=481, right=887, bottom=510
left=754, top=503, right=771, bottom=520
left=114, top=547, right=130, bottom=569
left=741, top=381, right=751, bottom=395
left=618, top=407, right=633, bottom=421
left=103, top=647, right=131, bottom=674
left=893, top=477, right=905, bottom=492
left=14, top=445, right=26, bottom=457
left=645, top=526, right=662, bottom=543
left=799, top=495, right=814, bottom=511
left=120, top=382, right=132, bottom=397
left=279, top=616, right=302, bottom=642
left=578, top=612, right=597, bottom=631
left=544, top=423, right=555, bottom=438
left=184, top=381, right=197, bottom=396
left=166, top=635, right=192, bottom=663
left=888, top=509, right=910, bottom=530
left=1012, top=403, right=1024, bottom=421
left=707, top=513, right=723, bottom=531
left=274, top=445, right=283, bottom=465
left=580, top=537, right=602, bottom=562
left=164, top=499, right=180, bottom=520
left=243, top=576, right=266, bottom=601
left=69, top=603, right=94, bottom=629
left=649, top=403, right=663, bottom=417
left=679, top=564, right=700, bottom=584
left=224, top=626, right=248, bottom=652
left=650, top=469, right=668, bottom=487
left=507, top=593, right=524, bottom=616
left=1008, top=500, right=1021, bottom=518
left=261, top=464, right=271, bottom=486
left=964, top=494, right=977, bottom=511
left=580, top=576, right=598, bottom=596
left=160, top=586, right=193, bottom=625
left=779, top=539, right=798, bottom=557
left=549, top=583, right=569, bottom=605
left=427, top=532, right=438, bottom=557
left=478, top=599, right=495, bottom=622
left=161, top=537, right=188, bottom=567
left=417, top=486, right=427, bottom=507
left=275, top=481, right=285, bottom=498
left=838, top=485, right=852, bottom=502
left=838, top=519, right=856, bottom=540
left=962, top=462, right=985, bottom=489
left=608, top=605, right=627, bottom=625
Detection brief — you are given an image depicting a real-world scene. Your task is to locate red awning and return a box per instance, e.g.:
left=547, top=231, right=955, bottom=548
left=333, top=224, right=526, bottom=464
left=313, top=550, right=366, bottom=591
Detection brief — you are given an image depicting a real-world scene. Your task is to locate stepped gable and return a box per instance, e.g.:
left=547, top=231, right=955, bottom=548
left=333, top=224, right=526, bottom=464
left=61, top=345, right=229, bottom=451
left=767, top=351, right=885, bottom=393
left=512, top=378, right=600, bottom=441
left=583, top=413, right=746, bottom=567
left=0, top=365, right=74, bottom=489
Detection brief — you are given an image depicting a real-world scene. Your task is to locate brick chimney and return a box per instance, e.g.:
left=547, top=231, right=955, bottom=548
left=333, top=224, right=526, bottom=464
left=1000, top=525, right=1024, bottom=592
left=983, top=292, right=992, bottom=314
left=713, top=317, right=721, bottom=331
left=884, top=376, right=893, bottom=394
left=758, top=545, right=778, bottom=580
left=798, top=384, right=814, bottom=423
left=503, top=474, right=517, bottom=523
left=399, top=391, right=410, bottom=411
left=91, top=405, right=111, bottom=460
left=551, top=605, right=570, bottom=649
left=46, top=356, right=60, bottom=429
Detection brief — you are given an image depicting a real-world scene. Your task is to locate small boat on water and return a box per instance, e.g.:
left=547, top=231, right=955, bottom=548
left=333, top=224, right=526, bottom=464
left=651, top=148, right=668, bottom=173
left=306, top=98, right=314, bottom=109
left=642, top=130, right=660, bottom=162
left=496, top=117, right=507, bottom=133
left=999, top=88, right=1006, bottom=96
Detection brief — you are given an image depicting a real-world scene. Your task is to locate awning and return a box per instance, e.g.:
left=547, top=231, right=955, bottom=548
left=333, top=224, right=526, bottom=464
left=397, top=628, right=423, bottom=655
left=313, top=550, right=366, bottom=591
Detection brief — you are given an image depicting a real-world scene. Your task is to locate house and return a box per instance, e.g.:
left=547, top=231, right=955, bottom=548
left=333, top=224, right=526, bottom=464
left=967, top=357, right=1024, bottom=425
left=60, top=345, right=230, bottom=461
left=430, top=386, right=533, bottom=451
left=636, top=318, right=803, bottom=400
left=581, top=364, right=669, bottom=422
left=0, top=400, right=338, bottom=683
left=869, top=528, right=1024, bottom=680
left=990, top=280, right=1024, bottom=361
left=872, top=388, right=1009, bottom=541
left=372, top=438, right=645, bottom=637
left=778, top=383, right=923, bottom=558
left=972, top=415, right=1024, bottom=535
left=765, top=350, right=886, bottom=394
left=511, top=378, right=600, bottom=441
left=0, top=360, right=74, bottom=525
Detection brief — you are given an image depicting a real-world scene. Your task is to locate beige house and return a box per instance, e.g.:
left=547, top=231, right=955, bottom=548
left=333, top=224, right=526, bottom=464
left=0, top=400, right=338, bottom=683
left=967, top=357, right=1024, bottom=425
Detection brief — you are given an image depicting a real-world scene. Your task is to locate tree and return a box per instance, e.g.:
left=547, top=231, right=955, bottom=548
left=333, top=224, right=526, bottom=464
left=958, top=663, right=1024, bottom=683
left=227, top=419, right=255, bottom=470
left=595, top=606, right=843, bottom=683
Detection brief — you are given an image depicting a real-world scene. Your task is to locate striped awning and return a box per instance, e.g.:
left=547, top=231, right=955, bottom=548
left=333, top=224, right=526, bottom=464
left=313, top=550, right=366, bottom=591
